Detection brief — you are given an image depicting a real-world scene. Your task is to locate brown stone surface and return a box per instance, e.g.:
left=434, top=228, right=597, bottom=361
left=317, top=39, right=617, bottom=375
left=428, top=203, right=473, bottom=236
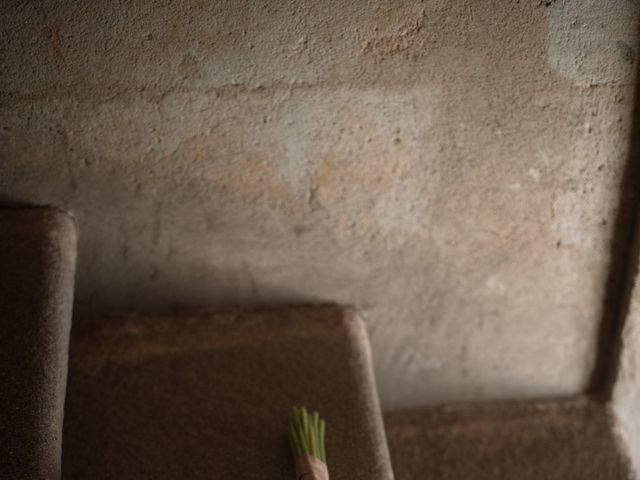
left=385, top=398, right=634, bottom=480
left=62, top=306, right=393, bottom=480
left=0, top=208, right=77, bottom=480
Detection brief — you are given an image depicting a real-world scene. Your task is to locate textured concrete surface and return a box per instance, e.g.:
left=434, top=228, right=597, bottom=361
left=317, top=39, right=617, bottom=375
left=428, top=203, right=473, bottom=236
left=1, top=0, right=638, bottom=408
left=63, top=306, right=393, bottom=480
left=385, top=398, right=634, bottom=480
left=613, top=256, right=640, bottom=474
left=0, top=208, right=77, bottom=480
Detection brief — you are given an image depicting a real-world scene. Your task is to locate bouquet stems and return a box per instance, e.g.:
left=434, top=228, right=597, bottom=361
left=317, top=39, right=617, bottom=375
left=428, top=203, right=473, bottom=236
left=288, top=407, right=329, bottom=480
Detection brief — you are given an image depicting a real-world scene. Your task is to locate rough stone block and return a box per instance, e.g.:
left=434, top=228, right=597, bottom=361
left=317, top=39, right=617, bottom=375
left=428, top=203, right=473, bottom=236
left=63, top=306, right=393, bottom=480
left=0, top=207, right=77, bottom=480
left=385, top=398, right=633, bottom=480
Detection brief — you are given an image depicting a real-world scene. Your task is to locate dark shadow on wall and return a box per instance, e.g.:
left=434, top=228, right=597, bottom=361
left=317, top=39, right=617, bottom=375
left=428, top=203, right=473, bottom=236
left=70, top=267, right=328, bottom=327
left=589, top=52, right=640, bottom=400
left=0, top=195, right=323, bottom=325
left=0, top=196, right=43, bottom=208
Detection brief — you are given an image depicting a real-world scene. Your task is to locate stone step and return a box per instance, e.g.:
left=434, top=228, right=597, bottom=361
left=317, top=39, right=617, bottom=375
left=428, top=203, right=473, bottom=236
left=385, top=398, right=634, bottom=480
left=62, top=306, right=393, bottom=480
left=0, top=207, right=77, bottom=480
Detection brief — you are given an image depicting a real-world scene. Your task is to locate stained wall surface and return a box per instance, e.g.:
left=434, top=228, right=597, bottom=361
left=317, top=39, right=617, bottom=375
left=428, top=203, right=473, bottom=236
left=1, top=0, right=637, bottom=409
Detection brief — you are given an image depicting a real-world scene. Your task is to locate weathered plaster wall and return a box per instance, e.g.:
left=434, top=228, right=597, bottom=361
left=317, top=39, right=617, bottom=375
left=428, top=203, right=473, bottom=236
left=0, top=0, right=637, bottom=409
left=613, top=220, right=640, bottom=473
left=614, top=283, right=640, bottom=473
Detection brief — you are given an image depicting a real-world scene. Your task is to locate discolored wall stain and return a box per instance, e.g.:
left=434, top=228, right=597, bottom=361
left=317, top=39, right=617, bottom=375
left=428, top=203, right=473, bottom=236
left=545, top=0, right=637, bottom=86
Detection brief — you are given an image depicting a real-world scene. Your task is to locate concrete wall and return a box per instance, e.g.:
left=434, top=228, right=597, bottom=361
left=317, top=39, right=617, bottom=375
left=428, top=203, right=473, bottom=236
left=614, top=280, right=640, bottom=473
left=1, top=0, right=637, bottom=409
